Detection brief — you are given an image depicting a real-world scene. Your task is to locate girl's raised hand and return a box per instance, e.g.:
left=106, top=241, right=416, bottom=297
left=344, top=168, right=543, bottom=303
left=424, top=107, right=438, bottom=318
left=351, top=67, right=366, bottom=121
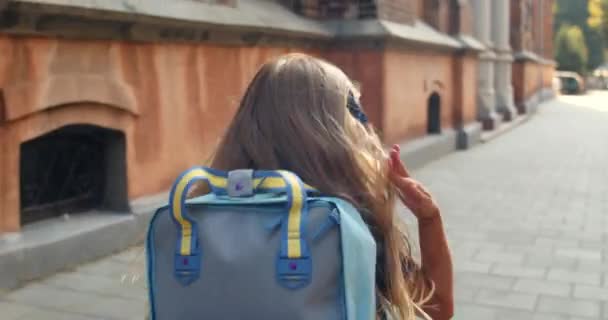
left=388, top=144, right=440, bottom=222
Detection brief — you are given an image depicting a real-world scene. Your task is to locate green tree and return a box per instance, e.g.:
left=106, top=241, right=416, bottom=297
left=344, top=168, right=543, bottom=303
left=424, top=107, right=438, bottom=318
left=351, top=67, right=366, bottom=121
left=554, top=0, right=605, bottom=71
left=588, top=0, right=606, bottom=68
left=587, top=28, right=605, bottom=68
left=602, top=0, right=608, bottom=61
left=554, top=0, right=589, bottom=28
left=555, top=25, right=589, bottom=74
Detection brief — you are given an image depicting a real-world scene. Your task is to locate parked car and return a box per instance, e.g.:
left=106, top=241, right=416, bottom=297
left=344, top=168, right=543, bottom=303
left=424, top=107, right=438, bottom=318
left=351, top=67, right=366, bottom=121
left=555, top=71, right=585, bottom=95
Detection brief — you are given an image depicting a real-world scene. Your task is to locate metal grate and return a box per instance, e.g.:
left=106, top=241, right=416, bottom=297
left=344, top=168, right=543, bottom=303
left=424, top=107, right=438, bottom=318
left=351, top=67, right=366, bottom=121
left=19, top=125, right=110, bottom=224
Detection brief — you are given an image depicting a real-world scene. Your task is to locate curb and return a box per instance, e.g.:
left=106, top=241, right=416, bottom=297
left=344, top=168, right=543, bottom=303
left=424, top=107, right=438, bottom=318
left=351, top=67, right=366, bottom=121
left=0, top=194, right=164, bottom=291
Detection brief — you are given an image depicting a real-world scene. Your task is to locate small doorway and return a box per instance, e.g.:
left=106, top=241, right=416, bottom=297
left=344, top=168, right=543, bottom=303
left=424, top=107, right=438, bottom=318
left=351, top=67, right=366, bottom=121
left=427, top=92, right=441, bottom=134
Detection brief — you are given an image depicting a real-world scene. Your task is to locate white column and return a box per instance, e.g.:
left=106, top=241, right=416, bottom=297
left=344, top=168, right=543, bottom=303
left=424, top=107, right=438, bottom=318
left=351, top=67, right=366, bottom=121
left=492, top=0, right=517, bottom=120
left=470, top=0, right=500, bottom=129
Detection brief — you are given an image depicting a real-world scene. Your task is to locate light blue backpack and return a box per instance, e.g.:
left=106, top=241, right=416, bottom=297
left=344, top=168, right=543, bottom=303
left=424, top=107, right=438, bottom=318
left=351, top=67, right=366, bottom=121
left=146, top=167, right=377, bottom=320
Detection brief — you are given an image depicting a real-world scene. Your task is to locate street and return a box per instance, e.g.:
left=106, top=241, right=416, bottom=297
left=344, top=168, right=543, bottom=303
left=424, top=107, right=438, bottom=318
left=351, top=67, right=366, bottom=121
left=1, top=91, right=608, bottom=319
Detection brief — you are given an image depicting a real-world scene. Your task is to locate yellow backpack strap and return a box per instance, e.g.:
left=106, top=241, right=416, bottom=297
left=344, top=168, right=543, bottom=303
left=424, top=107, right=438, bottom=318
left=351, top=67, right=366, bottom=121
left=169, top=166, right=225, bottom=285
left=275, top=170, right=312, bottom=289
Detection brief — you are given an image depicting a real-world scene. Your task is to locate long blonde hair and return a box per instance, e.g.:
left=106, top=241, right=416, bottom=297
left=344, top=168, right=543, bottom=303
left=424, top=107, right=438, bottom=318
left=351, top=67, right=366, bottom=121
left=209, top=53, right=433, bottom=319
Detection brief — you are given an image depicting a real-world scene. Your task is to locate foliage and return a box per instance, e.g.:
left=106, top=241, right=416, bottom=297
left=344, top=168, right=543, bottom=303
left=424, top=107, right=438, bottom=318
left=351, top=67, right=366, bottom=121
left=555, top=0, right=590, bottom=27
left=602, top=0, right=608, bottom=48
left=554, top=0, right=606, bottom=72
left=555, top=25, right=589, bottom=74
left=587, top=27, right=605, bottom=68
left=588, top=0, right=604, bottom=28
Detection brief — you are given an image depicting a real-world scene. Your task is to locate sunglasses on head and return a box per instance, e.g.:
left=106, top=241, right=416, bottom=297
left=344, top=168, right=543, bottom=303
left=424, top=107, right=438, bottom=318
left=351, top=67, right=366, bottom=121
left=347, top=90, right=368, bottom=125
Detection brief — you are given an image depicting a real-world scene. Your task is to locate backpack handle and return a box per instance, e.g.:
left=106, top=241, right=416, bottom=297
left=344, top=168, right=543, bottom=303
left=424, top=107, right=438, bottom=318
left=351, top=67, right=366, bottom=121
left=168, top=166, right=314, bottom=287
left=274, top=170, right=313, bottom=289
left=168, top=167, right=218, bottom=285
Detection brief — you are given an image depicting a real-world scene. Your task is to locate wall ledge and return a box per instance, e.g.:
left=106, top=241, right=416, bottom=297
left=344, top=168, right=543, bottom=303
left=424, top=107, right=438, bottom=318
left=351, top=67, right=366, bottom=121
left=3, top=0, right=472, bottom=51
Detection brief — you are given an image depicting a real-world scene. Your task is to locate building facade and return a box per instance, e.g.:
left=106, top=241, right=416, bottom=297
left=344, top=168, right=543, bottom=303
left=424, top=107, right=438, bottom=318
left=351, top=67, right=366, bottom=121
left=510, top=0, right=556, bottom=113
left=0, top=0, right=553, bottom=235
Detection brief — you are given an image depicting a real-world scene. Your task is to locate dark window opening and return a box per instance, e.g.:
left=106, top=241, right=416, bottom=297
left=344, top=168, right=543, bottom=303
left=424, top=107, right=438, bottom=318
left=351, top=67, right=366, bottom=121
left=427, top=92, right=441, bottom=134
left=19, top=124, right=128, bottom=225
left=423, top=0, right=441, bottom=29
left=449, top=0, right=461, bottom=34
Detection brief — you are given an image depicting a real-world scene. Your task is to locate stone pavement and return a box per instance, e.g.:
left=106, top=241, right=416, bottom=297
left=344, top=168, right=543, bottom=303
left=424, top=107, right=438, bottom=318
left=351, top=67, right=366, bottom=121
left=1, top=92, right=608, bottom=319
left=412, top=90, right=608, bottom=320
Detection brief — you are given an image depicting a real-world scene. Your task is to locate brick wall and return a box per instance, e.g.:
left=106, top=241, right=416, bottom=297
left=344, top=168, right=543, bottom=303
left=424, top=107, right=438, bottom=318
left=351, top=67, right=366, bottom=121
left=510, top=0, right=553, bottom=58
left=416, top=0, right=464, bottom=35
left=510, top=0, right=520, bottom=52
left=455, top=0, right=473, bottom=35
left=542, top=0, right=554, bottom=59
left=511, top=0, right=533, bottom=52
left=531, top=0, right=540, bottom=54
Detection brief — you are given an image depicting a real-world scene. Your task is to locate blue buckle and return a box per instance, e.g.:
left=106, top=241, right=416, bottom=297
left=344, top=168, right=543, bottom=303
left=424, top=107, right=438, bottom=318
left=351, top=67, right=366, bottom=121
left=174, top=250, right=201, bottom=286
left=276, top=255, right=312, bottom=290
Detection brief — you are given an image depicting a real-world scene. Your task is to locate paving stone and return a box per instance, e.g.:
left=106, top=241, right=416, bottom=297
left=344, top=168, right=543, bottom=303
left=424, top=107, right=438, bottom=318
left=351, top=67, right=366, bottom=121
left=453, top=304, right=496, bottom=320
left=537, top=296, right=600, bottom=318
left=15, top=308, right=101, bottom=320
left=490, top=264, right=546, bottom=279
left=76, top=259, right=135, bottom=278
left=573, top=285, right=608, bottom=301
left=0, top=301, right=38, bottom=320
left=513, top=279, right=571, bottom=297
left=43, top=272, right=147, bottom=299
left=556, top=248, right=602, bottom=261
left=63, top=295, right=145, bottom=319
left=535, top=237, right=579, bottom=248
left=577, top=260, right=608, bottom=273
left=455, top=272, right=515, bottom=290
left=5, top=284, right=99, bottom=311
left=454, top=285, right=476, bottom=303
left=474, top=288, right=537, bottom=311
left=525, top=253, right=578, bottom=270
left=474, top=250, right=525, bottom=264
left=494, top=310, right=570, bottom=320
left=453, top=260, right=492, bottom=273
left=547, top=269, right=602, bottom=286
left=110, top=247, right=146, bottom=264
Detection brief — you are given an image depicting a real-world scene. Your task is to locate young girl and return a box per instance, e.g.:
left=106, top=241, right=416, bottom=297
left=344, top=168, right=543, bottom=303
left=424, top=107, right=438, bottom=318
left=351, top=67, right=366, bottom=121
left=197, top=53, right=453, bottom=319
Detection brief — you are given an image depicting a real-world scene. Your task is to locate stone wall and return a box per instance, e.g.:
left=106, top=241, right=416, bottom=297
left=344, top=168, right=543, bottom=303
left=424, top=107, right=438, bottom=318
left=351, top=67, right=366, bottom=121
left=0, top=35, right=319, bottom=231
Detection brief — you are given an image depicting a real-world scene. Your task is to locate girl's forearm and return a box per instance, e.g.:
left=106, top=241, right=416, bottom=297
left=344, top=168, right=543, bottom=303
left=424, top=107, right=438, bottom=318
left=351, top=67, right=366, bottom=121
left=418, top=213, right=454, bottom=320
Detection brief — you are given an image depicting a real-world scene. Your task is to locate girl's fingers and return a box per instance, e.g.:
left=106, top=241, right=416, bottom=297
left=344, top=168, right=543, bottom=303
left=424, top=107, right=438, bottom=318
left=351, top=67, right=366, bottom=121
left=393, top=178, right=422, bottom=200
left=390, top=145, right=411, bottom=178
